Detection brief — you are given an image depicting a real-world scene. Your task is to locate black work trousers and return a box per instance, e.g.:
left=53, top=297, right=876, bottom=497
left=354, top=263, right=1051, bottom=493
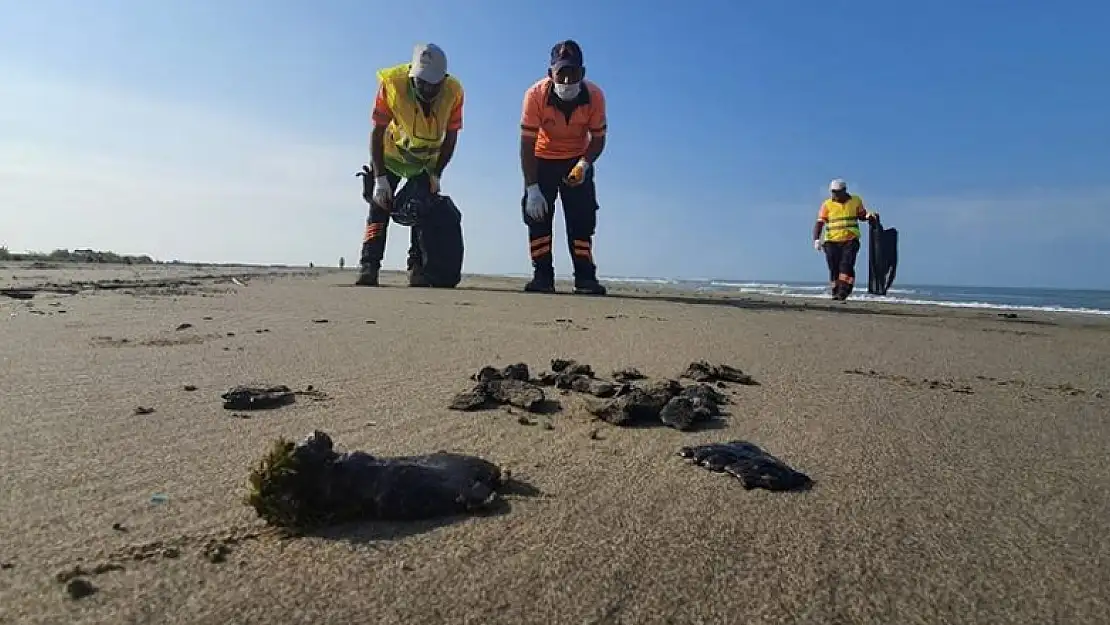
left=521, top=157, right=600, bottom=281
left=824, top=238, right=861, bottom=299
left=359, top=171, right=429, bottom=270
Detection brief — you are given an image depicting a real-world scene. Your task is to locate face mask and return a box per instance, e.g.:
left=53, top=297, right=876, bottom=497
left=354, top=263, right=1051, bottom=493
left=553, top=81, right=581, bottom=101
left=412, top=79, right=442, bottom=102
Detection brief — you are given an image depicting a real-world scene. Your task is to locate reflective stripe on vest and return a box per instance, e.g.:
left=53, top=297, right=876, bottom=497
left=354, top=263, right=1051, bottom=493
left=377, top=63, right=462, bottom=172
left=822, top=195, right=863, bottom=242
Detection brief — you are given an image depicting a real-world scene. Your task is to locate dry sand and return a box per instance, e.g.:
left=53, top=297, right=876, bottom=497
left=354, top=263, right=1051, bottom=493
left=1, top=262, right=1108, bottom=625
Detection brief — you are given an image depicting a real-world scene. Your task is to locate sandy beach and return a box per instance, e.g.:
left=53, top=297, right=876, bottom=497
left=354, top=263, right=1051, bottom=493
left=1, top=263, right=1108, bottom=625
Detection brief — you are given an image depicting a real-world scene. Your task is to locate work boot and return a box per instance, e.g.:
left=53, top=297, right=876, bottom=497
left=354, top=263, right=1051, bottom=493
left=408, top=263, right=429, bottom=287
left=524, top=266, right=556, bottom=293
left=573, top=277, right=607, bottom=296
left=355, top=263, right=380, bottom=286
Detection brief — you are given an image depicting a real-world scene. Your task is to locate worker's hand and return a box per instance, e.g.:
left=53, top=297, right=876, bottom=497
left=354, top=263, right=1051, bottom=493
left=372, top=176, right=393, bottom=209
left=564, top=158, right=590, bottom=187
left=813, top=239, right=824, bottom=252
left=429, top=173, right=441, bottom=195
left=356, top=165, right=374, bottom=204
left=865, top=211, right=879, bottom=221
left=524, top=184, right=549, bottom=222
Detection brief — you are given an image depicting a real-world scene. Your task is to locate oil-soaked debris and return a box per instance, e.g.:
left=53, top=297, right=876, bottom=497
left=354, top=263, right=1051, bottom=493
left=611, top=367, right=647, bottom=382
left=679, top=441, right=813, bottom=491
left=65, top=578, right=97, bottom=600
left=680, top=361, right=757, bottom=385
left=246, top=430, right=516, bottom=529
left=454, top=359, right=755, bottom=430
left=451, top=364, right=549, bottom=412
left=134, top=406, right=155, bottom=416
left=221, top=385, right=296, bottom=410
left=550, top=358, right=593, bottom=376
left=0, top=289, right=35, bottom=300
left=586, top=380, right=726, bottom=431
left=472, top=363, right=531, bottom=383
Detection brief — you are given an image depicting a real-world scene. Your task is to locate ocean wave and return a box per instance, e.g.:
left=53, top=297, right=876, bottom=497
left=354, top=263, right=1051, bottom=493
left=597, top=276, right=677, bottom=285
left=597, top=276, right=1109, bottom=316
left=706, top=281, right=919, bottom=295
left=747, top=289, right=1110, bottom=316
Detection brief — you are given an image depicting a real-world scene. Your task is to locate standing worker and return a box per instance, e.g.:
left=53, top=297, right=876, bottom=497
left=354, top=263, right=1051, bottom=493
left=518, top=39, right=608, bottom=295
left=356, top=43, right=464, bottom=287
left=813, top=178, right=879, bottom=300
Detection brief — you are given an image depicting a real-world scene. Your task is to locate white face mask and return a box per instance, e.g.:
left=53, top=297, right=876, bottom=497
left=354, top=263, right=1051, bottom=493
left=553, top=81, right=581, bottom=101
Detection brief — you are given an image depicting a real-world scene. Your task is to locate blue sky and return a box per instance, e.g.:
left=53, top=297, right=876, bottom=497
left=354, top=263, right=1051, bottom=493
left=1, top=0, right=1108, bottom=289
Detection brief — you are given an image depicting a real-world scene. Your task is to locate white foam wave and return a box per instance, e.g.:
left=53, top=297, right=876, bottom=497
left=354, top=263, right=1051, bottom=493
left=598, top=276, right=1108, bottom=316
left=764, top=290, right=1110, bottom=316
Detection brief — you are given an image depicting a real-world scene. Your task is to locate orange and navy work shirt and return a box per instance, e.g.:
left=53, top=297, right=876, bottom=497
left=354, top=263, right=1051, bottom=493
left=520, top=77, right=607, bottom=160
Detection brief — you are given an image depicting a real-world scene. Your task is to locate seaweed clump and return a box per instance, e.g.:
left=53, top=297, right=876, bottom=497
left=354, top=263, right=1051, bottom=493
left=246, top=430, right=505, bottom=530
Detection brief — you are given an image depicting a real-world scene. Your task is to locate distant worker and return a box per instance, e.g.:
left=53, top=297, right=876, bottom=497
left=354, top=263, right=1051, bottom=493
left=356, top=43, right=464, bottom=287
left=813, top=178, right=879, bottom=300
left=518, top=39, right=608, bottom=295
left=339, top=257, right=345, bottom=269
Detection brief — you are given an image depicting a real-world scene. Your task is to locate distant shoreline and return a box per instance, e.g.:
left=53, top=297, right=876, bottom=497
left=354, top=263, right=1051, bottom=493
left=2, top=255, right=1107, bottom=317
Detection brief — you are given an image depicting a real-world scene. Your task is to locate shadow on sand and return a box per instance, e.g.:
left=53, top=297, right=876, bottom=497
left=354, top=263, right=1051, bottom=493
left=299, top=476, right=544, bottom=545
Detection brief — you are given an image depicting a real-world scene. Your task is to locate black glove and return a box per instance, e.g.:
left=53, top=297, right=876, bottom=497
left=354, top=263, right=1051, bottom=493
left=355, top=165, right=374, bottom=204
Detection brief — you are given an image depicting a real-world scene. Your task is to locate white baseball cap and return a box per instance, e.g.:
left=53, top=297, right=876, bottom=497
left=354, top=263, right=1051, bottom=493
left=829, top=178, right=847, bottom=192
left=409, top=43, right=447, bottom=84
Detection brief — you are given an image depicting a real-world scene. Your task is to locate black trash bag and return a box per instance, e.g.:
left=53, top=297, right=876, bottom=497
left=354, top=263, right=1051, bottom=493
left=678, top=440, right=813, bottom=491
left=353, top=166, right=465, bottom=288
left=867, top=217, right=898, bottom=296
left=391, top=175, right=466, bottom=289
left=415, top=195, right=464, bottom=288
left=246, top=430, right=505, bottom=529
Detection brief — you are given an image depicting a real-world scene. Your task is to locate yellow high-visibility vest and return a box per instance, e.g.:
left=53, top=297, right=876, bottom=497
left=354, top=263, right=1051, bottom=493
left=821, top=195, right=864, bottom=242
left=377, top=62, right=463, bottom=177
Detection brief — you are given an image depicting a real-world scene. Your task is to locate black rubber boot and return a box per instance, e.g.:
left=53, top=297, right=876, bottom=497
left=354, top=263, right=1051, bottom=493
left=573, top=279, right=607, bottom=296
left=572, top=261, right=606, bottom=295
left=408, top=264, right=429, bottom=287
left=524, top=265, right=556, bottom=293
left=355, top=263, right=380, bottom=287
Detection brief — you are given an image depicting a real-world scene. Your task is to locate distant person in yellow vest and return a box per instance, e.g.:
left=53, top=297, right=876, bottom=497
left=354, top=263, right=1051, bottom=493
left=813, top=178, right=879, bottom=300
left=356, top=43, right=464, bottom=287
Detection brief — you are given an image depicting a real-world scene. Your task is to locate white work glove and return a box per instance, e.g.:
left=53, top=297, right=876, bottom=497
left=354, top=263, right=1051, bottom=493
left=372, top=176, right=393, bottom=208
left=524, top=184, right=548, bottom=221
left=813, top=239, right=824, bottom=252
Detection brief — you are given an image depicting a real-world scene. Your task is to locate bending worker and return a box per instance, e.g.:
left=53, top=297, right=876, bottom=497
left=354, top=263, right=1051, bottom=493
left=356, top=43, right=464, bottom=287
left=813, top=178, right=879, bottom=300
left=518, top=39, right=608, bottom=295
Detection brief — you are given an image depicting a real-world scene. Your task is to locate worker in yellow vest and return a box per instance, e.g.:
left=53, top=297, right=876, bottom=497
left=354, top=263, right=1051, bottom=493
left=356, top=43, right=464, bottom=287
left=812, top=178, right=879, bottom=300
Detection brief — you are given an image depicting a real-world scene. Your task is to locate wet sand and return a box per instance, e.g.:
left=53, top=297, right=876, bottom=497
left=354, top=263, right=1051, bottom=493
left=1, top=263, right=1108, bottom=625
